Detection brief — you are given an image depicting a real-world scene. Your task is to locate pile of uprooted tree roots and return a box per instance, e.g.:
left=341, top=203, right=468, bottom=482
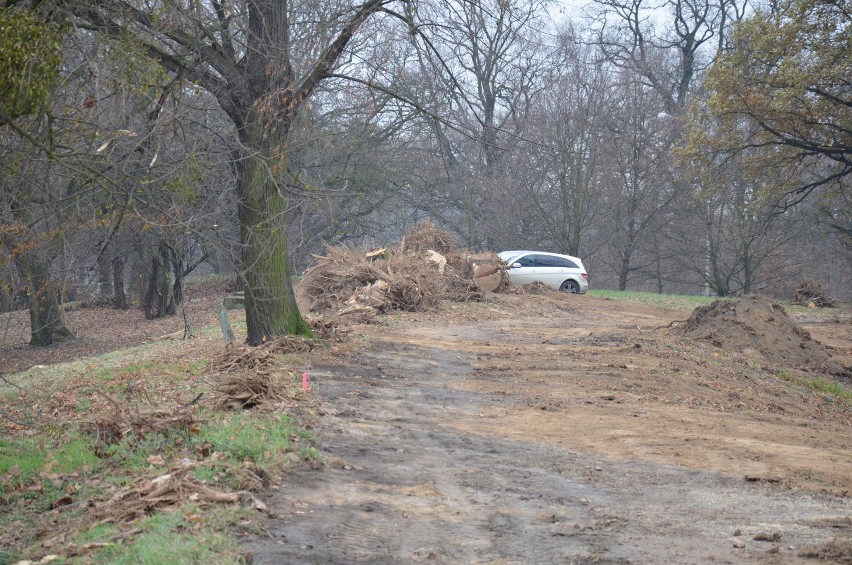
left=790, top=278, right=837, bottom=308
left=302, top=222, right=512, bottom=320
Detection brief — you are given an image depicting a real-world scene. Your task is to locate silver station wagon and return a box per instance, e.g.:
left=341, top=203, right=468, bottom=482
left=497, top=250, right=589, bottom=294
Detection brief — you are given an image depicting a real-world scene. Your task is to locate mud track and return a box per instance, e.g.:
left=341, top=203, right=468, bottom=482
left=248, top=295, right=852, bottom=563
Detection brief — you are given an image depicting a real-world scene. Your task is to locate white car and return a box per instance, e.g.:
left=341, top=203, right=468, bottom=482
left=497, top=250, right=589, bottom=294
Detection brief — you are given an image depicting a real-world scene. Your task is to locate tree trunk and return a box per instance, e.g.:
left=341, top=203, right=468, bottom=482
left=618, top=250, right=631, bottom=291
left=142, top=242, right=174, bottom=319
left=97, top=252, right=113, bottom=300
left=167, top=245, right=184, bottom=308
left=654, top=234, right=664, bottom=294
left=0, top=275, right=11, bottom=313
left=112, top=256, right=128, bottom=310
left=16, top=253, right=73, bottom=346
left=10, top=192, right=72, bottom=345
left=236, top=124, right=311, bottom=345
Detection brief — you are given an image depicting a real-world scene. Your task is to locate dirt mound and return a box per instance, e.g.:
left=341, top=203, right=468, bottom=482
left=791, top=278, right=837, bottom=308
left=678, top=295, right=847, bottom=378
left=520, top=281, right=559, bottom=295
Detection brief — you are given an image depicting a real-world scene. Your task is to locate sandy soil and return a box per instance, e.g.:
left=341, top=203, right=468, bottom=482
left=3, top=286, right=850, bottom=562
left=247, top=293, right=852, bottom=564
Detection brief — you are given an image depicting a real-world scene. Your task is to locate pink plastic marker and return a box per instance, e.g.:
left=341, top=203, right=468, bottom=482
left=302, top=371, right=309, bottom=392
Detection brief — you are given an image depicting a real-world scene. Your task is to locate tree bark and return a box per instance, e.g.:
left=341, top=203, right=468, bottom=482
left=0, top=275, right=12, bottom=313
left=9, top=190, right=72, bottom=345
left=112, top=256, right=128, bottom=310
left=167, top=244, right=184, bottom=308
left=618, top=249, right=631, bottom=291
left=97, top=252, right=112, bottom=299
left=16, top=253, right=73, bottom=346
left=236, top=122, right=311, bottom=345
left=142, top=242, right=174, bottom=319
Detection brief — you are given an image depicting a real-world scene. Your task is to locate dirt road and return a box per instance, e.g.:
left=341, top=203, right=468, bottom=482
left=247, top=294, right=852, bottom=563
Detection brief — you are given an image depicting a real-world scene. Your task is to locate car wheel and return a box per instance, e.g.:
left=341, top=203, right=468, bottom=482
left=560, top=279, right=580, bottom=294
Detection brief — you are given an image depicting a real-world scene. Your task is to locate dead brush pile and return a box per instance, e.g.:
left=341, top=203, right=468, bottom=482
left=791, top=278, right=837, bottom=308
left=84, top=407, right=201, bottom=455
left=40, top=459, right=269, bottom=548
left=210, top=337, right=315, bottom=409
left=302, top=223, right=510, bottom=318
left=400, top=221, right=455, bottom=255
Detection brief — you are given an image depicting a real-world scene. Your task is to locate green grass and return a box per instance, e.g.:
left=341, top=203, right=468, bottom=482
left=0, top=406, right=318, bottom=563
left=0, top=278, right=312, bottom=563
left=782, top=303, right=848, bottom=321
left=94, top=358, right=211, bottom=382
left=1, top=339, right=201, bottom=392
left=0, top=435, right=101, bottom=496
left=1, top=356, right=317, bottom=564
left=91, top=409, right=319, bottom=487
left=588, top=289, right=725, bottom=310
left=199, top=412, right=316, bottom=465
left=72, top=508, right=246, bottom=564
left=778, top=370, right=852, bottom=405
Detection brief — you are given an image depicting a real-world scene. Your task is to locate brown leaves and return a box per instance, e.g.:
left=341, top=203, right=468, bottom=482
left=83, top=406, right=202, bottom=454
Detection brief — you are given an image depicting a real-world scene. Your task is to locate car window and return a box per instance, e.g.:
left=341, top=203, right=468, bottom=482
left=551, top=256, right=579, bottom=269
left=514, top=254, right=579, bottom=269
left=531, top=255, right=554, bottom=267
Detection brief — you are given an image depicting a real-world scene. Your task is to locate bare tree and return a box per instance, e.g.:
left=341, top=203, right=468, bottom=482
left=515, top=30, right=611, bottom=257
left=673, top=155, right=798, bottom=296
left=588, top=0, right=735, bottom=114
left=63, top=0, right=409, bottom=343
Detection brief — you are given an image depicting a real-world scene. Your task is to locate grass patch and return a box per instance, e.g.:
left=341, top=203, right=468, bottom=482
left=75, top=507, right=247, bottom=564
left=778, top=370, right=852, bottom=405
left=200, top=412, right=316, bottom=464
left=1, top=407, right=318, bottom=562
left=1, top=339, right=203, bottom=392
left=588, top=289, right=725, bottom=310
left=1, top=350, right=317, bottom=564
left=0, top=434, right=106, bottom=563
left=0, top=435, right=101, bottom=496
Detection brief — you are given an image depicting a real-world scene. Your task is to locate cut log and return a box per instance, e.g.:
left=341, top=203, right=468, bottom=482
left=473, top=272, right=502, bottom=293
left=426, top=250, right=447, bottom=273
left=472, top=263, right=499, bottom=279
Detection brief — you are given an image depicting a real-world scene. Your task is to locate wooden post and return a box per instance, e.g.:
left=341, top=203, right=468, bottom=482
left=218, top=304, right=236, bottom=344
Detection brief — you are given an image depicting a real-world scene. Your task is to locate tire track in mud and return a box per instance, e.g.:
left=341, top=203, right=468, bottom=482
left=247, top=333, right=851, bottom=564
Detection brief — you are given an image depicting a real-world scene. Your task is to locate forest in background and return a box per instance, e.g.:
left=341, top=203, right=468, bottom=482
left=1, top=0, right=849, bottom=345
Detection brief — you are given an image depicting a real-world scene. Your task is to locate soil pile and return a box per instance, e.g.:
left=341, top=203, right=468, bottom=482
left=303, top=223, right=510, bottom=318
left=678, top=295, right=848, bottom=378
